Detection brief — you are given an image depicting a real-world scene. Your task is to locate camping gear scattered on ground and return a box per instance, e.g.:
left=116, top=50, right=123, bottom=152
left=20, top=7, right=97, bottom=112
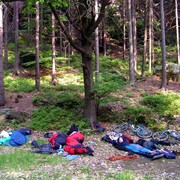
left=58, top=147, right=80, bottom=160
left=1, top=123, right=179, bottom=163
left=108, top=154, right=139, bottom=161
left=31, top=141, right=57, bottom=154
left=93, top=122, right=105, bottom=132
left=67, top=124, right=79, bottom=135
left=0, top=130, right=10, bottom=138
left=31, top=124, right=94, bottom=158
left=48, top=133, right=68, bottom=149
left=0, top=128, right=31, bottom=146
left=64, top=131, right=94, bottom=156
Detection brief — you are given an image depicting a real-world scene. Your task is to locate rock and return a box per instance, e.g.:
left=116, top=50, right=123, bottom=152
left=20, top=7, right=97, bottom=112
left=154, top=63, right=180, bottom=83
left=0, top=108, right=27, bottom=126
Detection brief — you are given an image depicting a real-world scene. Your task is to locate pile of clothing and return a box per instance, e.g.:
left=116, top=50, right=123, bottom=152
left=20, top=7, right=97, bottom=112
left=31, top=124, right=94, bottom=157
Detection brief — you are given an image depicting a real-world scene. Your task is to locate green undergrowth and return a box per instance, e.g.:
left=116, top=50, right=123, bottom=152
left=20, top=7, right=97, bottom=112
left=140, top=93, right=180, bottom=116
left=94, top=72, right=126, bottom=97
left=4, top=75, right=35, bottom=92
left=32, top=89, right=84, bottom=108
left=29, top=105, right=88, bottom=132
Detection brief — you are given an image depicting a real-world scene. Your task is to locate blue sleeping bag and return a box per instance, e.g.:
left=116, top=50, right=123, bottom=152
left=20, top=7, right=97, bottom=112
left=8, top=129, right=31, bottom=146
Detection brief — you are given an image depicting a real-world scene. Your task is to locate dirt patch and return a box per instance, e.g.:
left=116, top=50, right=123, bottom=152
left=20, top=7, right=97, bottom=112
left=1, top=92, right=37, bottom=115
left=136, top=75, right=180, bottom=94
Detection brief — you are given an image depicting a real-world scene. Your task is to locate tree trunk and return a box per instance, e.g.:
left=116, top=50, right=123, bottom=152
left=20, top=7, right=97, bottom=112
left=175, top=0, right=180, bottom=65
left=0, top=2, right=6, bottom=106
left=35, top=1, right=40, bottom=91
left=122, top=0, right=127, bottom=60
left=148, top=0, right=153, bottom=73
left=52, top=12, right=57, bottom=85
left=151, top=7, right=155, bottom=69
left=95, top=0, right=99, bottom=83
left=128, top=0, right=135, bottom=86
left=27, top=12, right=31, bottom=46
left=13, top=1, right=19, bottom=75
left=132, top=0, right=137, bottom=72
left=40, top=2, right=44, bottom=50
left=160, top=0, right=167, bottom=89
left=59, top=10, right=63, bottom=56
left=4, top=6, right=8, bottom=70
left=81, top=52, right=97, bottom=127
left=102, top=16, right=107, bottom=57
left=67, top=0, right=71, bottom=62
left=142, top=0, right=148, bottom=76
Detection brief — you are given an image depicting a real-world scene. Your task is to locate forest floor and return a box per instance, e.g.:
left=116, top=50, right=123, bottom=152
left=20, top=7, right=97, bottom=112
left=1, top=74, right=180, bottom=179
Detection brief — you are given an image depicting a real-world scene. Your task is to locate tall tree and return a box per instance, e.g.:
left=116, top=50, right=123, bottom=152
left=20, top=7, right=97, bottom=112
left=128, top=0, right=135, bottom=86
left=59, top=9, right=63, bottom=56
left=132, top=0, right=137, bottom=72
left=102, top=15, right=107, bottom=57
left=0, top=2, right=6, bottom=106
left=148, top=0, right=153, bottom=73
left=95, top=0, right=99, bottom=83
left=142, top=0, right=148, bottom=76
left=4, top=4, right=8, bottom=70
left=13, top=1, right=19, bottom=75
left=35, top=1, right=40, bottom=91
left=51, top=12, right=57, bottom=85
left=67, top=0, right=71, bottom=61
left=160, top=0, right=167, bottom=89
left=122, top=0, right=127, bottom=60
left=175, top=0, right=180, bottom=65
left=40, top=2, right=44, bottom=49
left=48, top=0, right=111, bottom=127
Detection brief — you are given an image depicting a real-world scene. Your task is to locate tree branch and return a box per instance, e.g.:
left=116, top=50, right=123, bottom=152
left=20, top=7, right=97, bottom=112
left=88, top=0, right=111, bottom=35
left=48, top=2, right=87, bottom=54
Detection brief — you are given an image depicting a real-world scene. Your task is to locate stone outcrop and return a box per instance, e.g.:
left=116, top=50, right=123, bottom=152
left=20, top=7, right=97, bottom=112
left=154, top=63, right=180, bottom=83
left=0, top=108, right=27, bottom=126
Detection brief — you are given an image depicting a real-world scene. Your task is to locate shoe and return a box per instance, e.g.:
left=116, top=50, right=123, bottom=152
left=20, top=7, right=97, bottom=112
left=151, top=154, right=164, bottom=160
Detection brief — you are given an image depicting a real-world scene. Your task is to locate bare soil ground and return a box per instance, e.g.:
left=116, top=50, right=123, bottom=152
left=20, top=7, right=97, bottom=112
left=1, top=75, right=180, bottom=179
